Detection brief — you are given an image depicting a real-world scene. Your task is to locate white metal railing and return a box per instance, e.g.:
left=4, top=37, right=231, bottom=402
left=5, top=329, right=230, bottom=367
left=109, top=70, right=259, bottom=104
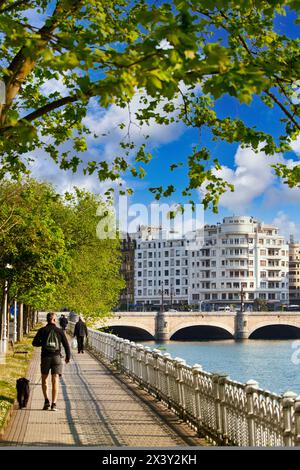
left=68, top=322, right=300, bottom=447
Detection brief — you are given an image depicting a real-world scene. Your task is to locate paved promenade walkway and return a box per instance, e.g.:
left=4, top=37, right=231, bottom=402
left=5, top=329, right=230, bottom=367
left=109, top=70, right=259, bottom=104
left=0, top=342, right=206, bottom=447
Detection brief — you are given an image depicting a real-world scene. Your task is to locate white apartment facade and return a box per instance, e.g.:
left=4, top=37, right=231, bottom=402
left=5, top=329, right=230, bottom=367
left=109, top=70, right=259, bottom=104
left=131, top=217, right=289, bottom=309
left=134, top=226, right=190, bottom=307
left=189, top=216, right=289, bottom=309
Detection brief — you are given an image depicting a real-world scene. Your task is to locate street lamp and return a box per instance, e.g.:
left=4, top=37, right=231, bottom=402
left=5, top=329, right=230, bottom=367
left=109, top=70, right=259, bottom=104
left=240, top=284, right=245, bottom=314
left=1, top=263, right=13, bottom=354
left=170, top=284, right=174, bottom=308
left=159, top=283, right=165, bottom=313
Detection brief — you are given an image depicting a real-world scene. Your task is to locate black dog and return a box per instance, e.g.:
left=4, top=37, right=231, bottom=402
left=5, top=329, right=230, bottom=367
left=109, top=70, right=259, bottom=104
left=16, top=378, right=30, bottom=409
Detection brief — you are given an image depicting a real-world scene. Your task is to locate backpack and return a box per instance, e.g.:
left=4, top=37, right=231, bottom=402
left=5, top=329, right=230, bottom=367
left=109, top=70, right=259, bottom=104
left=45, top=328, right=60, bottom=353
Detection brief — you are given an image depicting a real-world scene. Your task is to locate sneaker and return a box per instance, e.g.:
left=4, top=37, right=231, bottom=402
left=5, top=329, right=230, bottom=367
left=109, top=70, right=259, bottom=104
left=43, top=400, right=50, bottom=411
left=51, top=403, right=58, bottom=411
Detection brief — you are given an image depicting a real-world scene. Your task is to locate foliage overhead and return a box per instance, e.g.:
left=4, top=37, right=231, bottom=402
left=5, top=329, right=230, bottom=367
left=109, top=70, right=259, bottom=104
left=0, top=179, right=124, bottom=318
left=0, top=179, right=69, bottom=309
left=0, top=0, right=299, bottom=211
left=51, top=188, right=125, bottom=322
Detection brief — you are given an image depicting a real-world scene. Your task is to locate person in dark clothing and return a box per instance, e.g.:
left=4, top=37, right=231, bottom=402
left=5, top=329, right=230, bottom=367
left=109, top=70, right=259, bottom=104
left=32, top=312, right=71, bottom=411
left=74, top=317, right=88, bottom=354
left=59, top=314, right=68, bottom=331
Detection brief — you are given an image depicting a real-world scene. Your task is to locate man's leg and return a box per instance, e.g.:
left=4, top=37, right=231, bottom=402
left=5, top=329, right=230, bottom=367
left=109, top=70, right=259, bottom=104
left=41, top=373, right=51, bottom=409
left=78, top=336, right=84, bottom=353
left=51, top=373, right=59, bottom=404
left=42, top=374, right=49, bottom=400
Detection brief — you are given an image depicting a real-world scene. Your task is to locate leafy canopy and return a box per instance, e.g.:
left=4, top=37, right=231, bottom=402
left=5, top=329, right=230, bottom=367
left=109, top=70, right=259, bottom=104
left=0, top=0, right=299, bottom=211
left=0, top=179, right=69, bottom=310
left=51, top=189, right=125, bottom=322
left=0, top=179, right=124, bottom=317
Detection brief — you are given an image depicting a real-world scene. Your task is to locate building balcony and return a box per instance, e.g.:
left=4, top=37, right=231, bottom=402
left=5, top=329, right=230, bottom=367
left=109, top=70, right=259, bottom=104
left=225, top=256, right=250, bottom=261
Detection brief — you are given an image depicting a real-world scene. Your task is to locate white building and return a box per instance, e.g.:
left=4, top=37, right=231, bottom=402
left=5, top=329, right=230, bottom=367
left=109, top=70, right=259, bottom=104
left=134, top=226, right=190, bottom=307
left=131, top=217, right=289, bottom=310
left=189, top=216, right=289, bottom=309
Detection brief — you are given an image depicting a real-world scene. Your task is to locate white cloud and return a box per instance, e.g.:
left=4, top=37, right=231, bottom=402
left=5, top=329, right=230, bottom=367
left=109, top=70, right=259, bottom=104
left=27, top=88, right=187, bottom=194
left=209, top=145, right=281, bottom=212
left=290, top=135, right=300, bottom=157
left=272, top=211, right=300, bottom=242
left=83, top=90, right=186, bottom=161
left=24, top=75, right=202, bottom=198
left=206, top=144, right=300, bottom=212
left=27, top=140, right=126, bottom=196
left=40, top=77, right=69, bottom=98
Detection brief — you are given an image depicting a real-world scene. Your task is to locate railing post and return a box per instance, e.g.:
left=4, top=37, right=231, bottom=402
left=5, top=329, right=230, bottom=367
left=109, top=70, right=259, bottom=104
left=212, top=373, right=227, bottom=443
left=245, top=379, right=259, bottom=446
left=139, top=345, right=147, bottom=386
left=152, top=349, right=161, bottom=399
left=282, top=391, right=297, bottom=447
left=112, top=336, right=117, bottom=361
left=129, top=342, right=135, bottom=376
left=144, top=346, right=151, bottom=392
left=192, top=363, right=203, bottom=435
left=294, top=395, right=300, bottom=446
left=218, top=375, right=229, bottom=445
left=123, top=339, right=130, bottom=373
left=175, top=358, right=187, bottom=420
left=164, top=353, right=172, bottom=408
left=136, top=344, right=144, bottom=385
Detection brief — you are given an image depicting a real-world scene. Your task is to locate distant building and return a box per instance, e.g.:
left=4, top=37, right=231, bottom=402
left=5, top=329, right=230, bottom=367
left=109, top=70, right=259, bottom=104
left=133, top=226, right=189, bottom=308
left=120, top=217, right=290, bottom=311
left=119, top=235, right=136, bottom=310
left=288, top=236, right=300, bottom=305
left=189, top=216, right=289, bottom=310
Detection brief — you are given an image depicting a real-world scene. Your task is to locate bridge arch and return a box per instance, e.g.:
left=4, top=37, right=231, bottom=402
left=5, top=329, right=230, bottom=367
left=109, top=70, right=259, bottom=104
left=101, top=324, right=155, bottom=341
left=169, top=322, right=234, bottom=341
left=248, top=322, right=300, bottom=339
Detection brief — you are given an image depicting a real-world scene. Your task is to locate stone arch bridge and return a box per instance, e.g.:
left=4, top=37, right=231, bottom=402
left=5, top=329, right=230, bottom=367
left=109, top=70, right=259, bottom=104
left=95, top=311, right=300, bottom=341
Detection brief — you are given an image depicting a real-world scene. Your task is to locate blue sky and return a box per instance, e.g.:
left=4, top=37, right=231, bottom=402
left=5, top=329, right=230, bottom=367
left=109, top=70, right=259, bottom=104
left=27, top=3, right=300, bottom=240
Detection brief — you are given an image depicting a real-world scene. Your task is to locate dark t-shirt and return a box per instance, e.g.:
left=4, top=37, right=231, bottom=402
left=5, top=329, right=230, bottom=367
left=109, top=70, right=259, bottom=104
left=74, top=320, right=88, bottom=337
left=32, top=323, right=71, bottom=361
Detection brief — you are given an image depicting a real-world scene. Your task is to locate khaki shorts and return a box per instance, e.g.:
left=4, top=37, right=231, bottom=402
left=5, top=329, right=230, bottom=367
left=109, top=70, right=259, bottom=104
left=41, top=355, right=63, bottom=376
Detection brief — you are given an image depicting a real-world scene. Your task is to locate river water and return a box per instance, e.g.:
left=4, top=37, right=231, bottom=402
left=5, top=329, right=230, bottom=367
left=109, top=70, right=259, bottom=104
left=140, top=339, right=300, bottom=395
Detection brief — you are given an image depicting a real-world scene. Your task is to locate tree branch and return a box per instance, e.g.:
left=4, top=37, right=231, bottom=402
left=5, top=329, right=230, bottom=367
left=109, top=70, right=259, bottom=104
left=0, top=1, right=83, bottom=126
left=197, top=7, right=300, bottom=130
left=0, top=0, right=32, bottom=13
left=265, top=90, right=300, bottom=130
left=20, top=94, right=80, bottom=123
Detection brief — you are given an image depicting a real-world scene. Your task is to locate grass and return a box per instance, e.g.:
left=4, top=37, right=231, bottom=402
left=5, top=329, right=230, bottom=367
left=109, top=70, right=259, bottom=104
left=0, top=325, right=40, bottom=434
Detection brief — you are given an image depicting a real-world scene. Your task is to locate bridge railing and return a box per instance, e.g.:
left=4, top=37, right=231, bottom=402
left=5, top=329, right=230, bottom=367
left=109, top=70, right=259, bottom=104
left=68, top=322, right=300, bottom=447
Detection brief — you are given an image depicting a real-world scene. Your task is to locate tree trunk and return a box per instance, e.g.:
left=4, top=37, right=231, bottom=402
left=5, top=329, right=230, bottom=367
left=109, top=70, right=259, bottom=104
left=23, top=304, right=29, bottom=335
left=17, top=302, right=23, bottom=342
left=29, top=306, right=33, bottom=330
left=0, top=281, right=4, bottom=342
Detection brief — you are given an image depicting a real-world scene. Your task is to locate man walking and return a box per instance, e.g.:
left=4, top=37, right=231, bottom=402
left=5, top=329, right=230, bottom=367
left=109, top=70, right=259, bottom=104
left=59, top=314, right=68, bottom=331
left=74, top=316, right=88, bottom=354
left=32, top=312, right=70, bottom=411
